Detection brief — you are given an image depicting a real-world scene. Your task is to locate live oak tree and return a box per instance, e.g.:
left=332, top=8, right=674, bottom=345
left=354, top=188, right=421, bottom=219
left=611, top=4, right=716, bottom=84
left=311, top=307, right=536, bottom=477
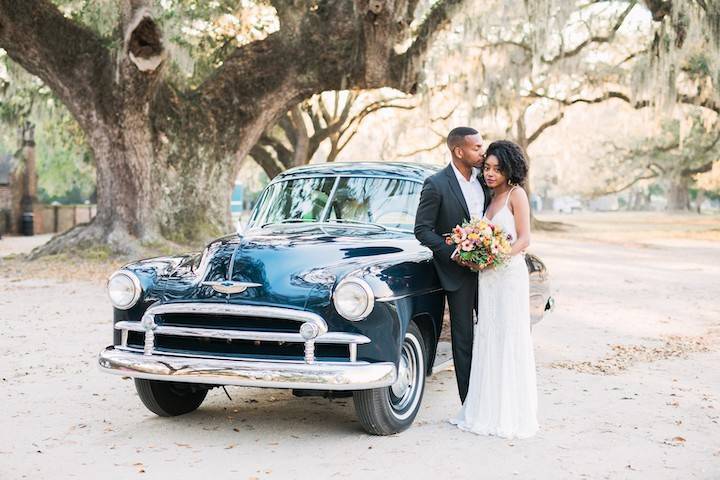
left=0, top=0, right=465, bottom=255
left=475, top=1, right=640, bottom=193
left=590, top=109, right=719, bottom=210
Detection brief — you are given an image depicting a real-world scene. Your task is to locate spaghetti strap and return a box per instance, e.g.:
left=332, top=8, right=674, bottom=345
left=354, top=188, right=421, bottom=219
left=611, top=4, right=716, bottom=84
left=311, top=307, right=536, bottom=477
left=503, top=186, right=517, bottom=208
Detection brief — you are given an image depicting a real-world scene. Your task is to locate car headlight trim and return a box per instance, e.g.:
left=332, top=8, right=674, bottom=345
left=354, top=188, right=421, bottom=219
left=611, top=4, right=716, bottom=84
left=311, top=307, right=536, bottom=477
left=333, top=277, right=374, bottom=321
left=107, top=270, right=142, bottom=310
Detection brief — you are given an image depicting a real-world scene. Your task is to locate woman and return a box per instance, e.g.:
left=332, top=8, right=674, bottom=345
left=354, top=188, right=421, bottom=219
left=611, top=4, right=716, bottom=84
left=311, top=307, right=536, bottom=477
left=450, top=140, right=539, bottom=439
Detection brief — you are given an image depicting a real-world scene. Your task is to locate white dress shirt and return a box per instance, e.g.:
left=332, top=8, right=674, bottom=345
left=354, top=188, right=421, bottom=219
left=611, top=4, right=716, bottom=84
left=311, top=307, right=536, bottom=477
left=451, top=161, right=485, bottom=220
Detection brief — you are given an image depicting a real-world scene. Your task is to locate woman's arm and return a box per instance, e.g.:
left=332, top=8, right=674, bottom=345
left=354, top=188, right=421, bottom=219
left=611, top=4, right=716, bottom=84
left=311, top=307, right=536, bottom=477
left=509, top=187, right=531, bottom=256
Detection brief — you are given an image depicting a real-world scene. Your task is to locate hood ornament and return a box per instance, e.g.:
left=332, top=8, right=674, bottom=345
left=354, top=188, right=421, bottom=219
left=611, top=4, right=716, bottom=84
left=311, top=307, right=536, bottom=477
left=202, top=280, right=262, bottom=294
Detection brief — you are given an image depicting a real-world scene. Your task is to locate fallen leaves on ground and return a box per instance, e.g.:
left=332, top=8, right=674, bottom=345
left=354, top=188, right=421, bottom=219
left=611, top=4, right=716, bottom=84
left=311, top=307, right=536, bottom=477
left=663, top=436, right=687, bottom=446
left=0, top=255, right=123, bottom=284
left=550, top=334, right=716, bottom=375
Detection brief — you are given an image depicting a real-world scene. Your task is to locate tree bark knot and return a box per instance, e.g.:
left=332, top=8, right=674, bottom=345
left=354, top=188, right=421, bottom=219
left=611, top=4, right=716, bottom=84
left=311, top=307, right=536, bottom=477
left=125, top=12, right=163, bottom=72
left=367, top=0, right=384, bottom=15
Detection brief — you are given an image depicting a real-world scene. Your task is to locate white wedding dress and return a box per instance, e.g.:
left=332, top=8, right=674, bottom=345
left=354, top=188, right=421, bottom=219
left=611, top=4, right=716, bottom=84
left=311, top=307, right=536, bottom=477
left=450, top=187, right=539, bottom=439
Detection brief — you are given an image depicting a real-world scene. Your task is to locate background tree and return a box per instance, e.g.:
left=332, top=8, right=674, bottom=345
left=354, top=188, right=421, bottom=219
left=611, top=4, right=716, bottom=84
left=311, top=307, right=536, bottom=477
left=0, top=51, right=94, bottom=203
left=249, top=89, right=415, bottom=178
left=589, top=108, right=719, bottom=210
left=637, top=0, right=719, bottom=114
left=371, top=0, right=649, bottom=220
left=466, top=0, right=642, bottom=207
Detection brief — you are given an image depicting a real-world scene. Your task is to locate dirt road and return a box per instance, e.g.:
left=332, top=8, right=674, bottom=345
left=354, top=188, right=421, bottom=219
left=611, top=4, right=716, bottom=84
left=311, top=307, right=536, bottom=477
left=1, top=217, right=719, bottom=479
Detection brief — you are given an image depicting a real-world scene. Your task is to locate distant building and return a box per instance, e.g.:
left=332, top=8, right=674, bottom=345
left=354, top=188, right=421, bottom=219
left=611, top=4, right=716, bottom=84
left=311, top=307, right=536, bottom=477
left=0, top=154, right=20, bottom=235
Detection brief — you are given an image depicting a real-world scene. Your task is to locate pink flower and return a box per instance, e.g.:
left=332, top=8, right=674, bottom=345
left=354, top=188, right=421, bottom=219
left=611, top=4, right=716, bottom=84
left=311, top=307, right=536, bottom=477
left=461, top=240, right=474, bottom=252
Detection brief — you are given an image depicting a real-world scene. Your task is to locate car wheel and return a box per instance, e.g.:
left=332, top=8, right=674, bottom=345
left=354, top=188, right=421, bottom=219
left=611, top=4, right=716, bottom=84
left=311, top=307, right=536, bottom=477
left=353, top=321, right=426, bottom=435
left=134, top=379, right=208, bottom=417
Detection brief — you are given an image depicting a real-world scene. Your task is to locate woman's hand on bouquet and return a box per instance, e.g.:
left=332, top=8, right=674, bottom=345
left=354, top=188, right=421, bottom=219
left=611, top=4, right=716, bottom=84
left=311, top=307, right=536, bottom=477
left=453, top=256, right=486, bottom=272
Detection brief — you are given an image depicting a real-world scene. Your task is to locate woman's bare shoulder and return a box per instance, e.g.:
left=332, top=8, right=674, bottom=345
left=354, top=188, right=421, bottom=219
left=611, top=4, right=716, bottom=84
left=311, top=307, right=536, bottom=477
left=510, top=186, right=529, bottom=203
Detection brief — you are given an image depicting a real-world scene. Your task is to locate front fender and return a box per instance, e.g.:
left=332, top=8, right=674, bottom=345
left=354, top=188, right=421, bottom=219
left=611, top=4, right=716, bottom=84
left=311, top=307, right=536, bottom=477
left=320, top=250, right=444, bottom=367
left=110, top=253, right=200, bottom=343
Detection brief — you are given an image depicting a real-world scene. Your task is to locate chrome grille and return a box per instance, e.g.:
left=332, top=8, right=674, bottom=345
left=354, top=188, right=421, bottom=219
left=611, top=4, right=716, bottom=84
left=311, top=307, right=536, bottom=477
left=115, top=303, right=368, bottom=364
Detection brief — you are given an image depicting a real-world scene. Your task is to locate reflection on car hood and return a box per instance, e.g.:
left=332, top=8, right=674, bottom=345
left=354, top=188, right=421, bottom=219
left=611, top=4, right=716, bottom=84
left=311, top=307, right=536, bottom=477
left=162, top=224, right=428, bottom=310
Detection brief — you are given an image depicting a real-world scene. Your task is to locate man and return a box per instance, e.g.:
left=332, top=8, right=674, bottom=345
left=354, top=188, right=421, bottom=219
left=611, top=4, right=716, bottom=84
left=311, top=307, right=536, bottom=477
left=414, top=127, right=490, bottom=403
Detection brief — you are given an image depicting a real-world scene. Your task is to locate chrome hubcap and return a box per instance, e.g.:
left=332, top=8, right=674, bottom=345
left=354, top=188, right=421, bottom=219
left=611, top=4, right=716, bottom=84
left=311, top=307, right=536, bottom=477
left=391, top=356, right=411, bottom=398
left=389, top=333, right=421, bottom=414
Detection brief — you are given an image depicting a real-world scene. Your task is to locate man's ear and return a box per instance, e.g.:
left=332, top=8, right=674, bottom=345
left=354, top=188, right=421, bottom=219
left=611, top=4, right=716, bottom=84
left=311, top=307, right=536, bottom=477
left=453, top=146, right=463, bottom=158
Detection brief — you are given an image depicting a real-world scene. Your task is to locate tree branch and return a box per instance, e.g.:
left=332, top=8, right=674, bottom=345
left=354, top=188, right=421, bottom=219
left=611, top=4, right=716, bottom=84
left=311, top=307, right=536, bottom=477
left=250, top=144, right=282, bottom=179
left=390, top=0, right=465, bottom=92
left=528, top=89, right=651, bottom=109
left=527, top=111, right=565, bottom=145
left=195, top=1, right=468, bottom=160
left=683, top=159, right=716, bottom=176
left=678, top=94, right=720, bottom=115
left=0, top=0, right=114, bottom=128
left=598, top=168, right=660, bottom=195
left=541, top=1, right=637, bottom=64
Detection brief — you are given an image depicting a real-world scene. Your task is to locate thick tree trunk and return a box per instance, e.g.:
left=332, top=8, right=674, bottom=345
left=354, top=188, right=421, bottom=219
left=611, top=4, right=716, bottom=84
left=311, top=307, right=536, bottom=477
left=36, top=122, right=237, bottom=257
left=156, top=151, right=236, bottom=243
left=695, top=189, right=705, bottom=213
left=32, top=120, right=162, bottom=256
left=666, top=175, right=691, bottom=211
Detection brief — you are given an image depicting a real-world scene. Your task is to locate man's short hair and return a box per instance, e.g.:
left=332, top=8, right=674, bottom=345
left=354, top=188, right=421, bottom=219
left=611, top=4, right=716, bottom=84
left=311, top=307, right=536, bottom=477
left=447, top=127, right=479, bottom=151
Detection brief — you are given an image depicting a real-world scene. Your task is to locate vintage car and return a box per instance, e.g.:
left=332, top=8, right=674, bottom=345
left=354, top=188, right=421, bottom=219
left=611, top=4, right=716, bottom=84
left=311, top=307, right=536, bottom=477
left=98, top=162, right=553, bottom=435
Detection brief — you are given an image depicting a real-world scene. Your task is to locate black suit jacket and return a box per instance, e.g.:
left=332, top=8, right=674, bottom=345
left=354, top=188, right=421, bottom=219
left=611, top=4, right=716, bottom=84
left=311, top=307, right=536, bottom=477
left=414, top=164, right=492, bottom=292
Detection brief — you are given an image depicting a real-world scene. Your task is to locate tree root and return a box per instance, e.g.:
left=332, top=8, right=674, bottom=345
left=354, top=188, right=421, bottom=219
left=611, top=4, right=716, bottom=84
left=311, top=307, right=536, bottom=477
left=26, top=219, right=204, bottom=261
left=28, top=221, right=143, bottom=260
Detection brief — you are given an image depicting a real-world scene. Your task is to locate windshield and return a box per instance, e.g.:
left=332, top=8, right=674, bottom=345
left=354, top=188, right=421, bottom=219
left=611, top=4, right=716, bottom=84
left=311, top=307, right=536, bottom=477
left=253, top=177, right=335, bottom=226
left=251, top=176, right=422, bottom=230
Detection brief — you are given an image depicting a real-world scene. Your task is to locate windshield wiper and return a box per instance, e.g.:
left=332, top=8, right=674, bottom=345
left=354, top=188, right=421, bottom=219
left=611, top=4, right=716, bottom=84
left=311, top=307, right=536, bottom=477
left=326, top=219, right=387, bottom=231
left=261, top=218, right=313, bottom=228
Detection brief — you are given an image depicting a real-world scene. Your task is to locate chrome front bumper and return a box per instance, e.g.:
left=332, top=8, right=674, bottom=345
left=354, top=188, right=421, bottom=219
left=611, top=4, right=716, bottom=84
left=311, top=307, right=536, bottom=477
left=98, top=347, right=397, bottom=390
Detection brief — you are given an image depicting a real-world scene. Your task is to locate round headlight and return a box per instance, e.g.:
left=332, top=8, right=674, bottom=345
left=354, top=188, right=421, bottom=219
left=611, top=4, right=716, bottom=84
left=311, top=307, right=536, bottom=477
left=333, top=278, right=374, bottom=321
left=107, top=270, right=141, bottom=310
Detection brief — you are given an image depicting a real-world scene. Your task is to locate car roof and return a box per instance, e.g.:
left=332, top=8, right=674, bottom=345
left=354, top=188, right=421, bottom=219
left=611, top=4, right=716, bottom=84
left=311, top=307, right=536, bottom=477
left=275, top=162, right=442, bottom=183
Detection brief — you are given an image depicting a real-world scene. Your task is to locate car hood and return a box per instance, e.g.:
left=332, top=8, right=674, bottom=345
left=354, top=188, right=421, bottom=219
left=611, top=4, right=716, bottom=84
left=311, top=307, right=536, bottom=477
left=162, top=224, right=426, bottom=310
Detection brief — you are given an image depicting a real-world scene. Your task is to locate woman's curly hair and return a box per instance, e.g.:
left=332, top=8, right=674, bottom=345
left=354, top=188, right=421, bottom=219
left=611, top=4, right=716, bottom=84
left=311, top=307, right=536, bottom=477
left=484, top=140, right=528, bottom=186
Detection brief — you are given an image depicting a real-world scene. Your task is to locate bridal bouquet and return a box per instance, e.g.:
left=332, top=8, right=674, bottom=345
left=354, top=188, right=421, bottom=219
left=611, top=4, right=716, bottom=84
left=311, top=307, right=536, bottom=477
left=444, top=218, right=512, bottom=271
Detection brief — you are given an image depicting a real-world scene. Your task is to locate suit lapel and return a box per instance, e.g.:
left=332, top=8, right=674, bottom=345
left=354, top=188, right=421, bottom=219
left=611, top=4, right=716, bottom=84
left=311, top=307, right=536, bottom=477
left=444, top=164, right=470, bottom=221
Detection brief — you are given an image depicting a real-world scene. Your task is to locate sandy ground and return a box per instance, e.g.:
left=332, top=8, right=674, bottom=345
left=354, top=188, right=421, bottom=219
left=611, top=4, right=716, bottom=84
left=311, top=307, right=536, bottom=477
left=1, top=213, right=719, bottom=479
left=0, top=233, right=54, bottom=257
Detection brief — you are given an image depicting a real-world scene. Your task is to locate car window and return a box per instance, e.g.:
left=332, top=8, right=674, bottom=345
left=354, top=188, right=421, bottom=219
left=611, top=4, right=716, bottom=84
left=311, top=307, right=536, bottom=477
left=253, top=177, right=335, bottom=225
left=327, top=177, right=421, bottom=229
